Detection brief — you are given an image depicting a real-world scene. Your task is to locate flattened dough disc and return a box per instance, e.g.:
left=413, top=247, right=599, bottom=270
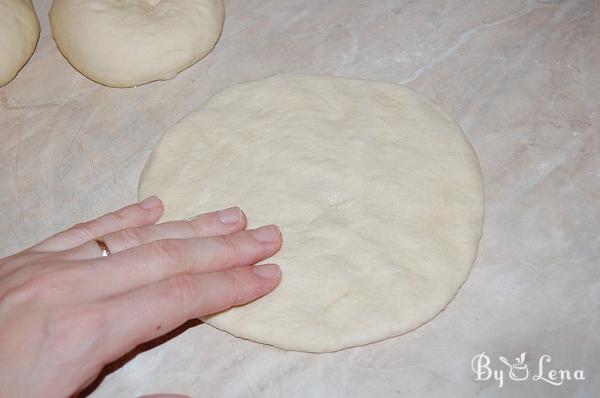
left=139, top=74, right=484, bottom=352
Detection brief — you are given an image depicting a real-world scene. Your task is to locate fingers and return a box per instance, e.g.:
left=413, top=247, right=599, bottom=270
left=66, top=207, right=246, bottom=259
left=71, top=225, right=282, bottom=299
left=33, top=197, right=164, bottom=252
left=97, top=264, right=281, bottom=364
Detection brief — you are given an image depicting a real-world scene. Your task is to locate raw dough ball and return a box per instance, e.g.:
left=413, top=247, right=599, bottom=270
left=139, top=74, right=484, bottom=352
left=49, top=0, right=225, bottom=87
left=0, top=0, right=40, bottom=87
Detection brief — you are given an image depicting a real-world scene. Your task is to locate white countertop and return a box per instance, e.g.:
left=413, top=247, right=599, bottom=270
left=1, top=0, right=598, bottom=396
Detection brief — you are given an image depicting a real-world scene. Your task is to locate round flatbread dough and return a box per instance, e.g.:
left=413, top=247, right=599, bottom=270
left=139, top=74, right=484, bottom=352
left=49, top=0, right=225, bottom=87
left=0, top=0, right=40, bottom=87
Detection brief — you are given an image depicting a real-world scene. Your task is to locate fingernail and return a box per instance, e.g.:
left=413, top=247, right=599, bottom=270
left=250, top=225, right=280, bottom=243
left=217, top=207, right=242, bottom=224
left=253, top=263, right=281, bottom=279
left=139, top=196, right=161, bottom=210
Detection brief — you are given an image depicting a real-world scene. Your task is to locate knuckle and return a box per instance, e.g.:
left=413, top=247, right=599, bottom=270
left=219, top=234, right=242, bottom=267
left=25, top=271, right=59, bottom=296
left=0, top=284, right=31, bottom=309
left=69, top=222, right=95, bottom=241
left=172, top=220, right=199, bottom=237
left=165, top=274, right=198, bottom=306
left=222, top=270, right=246, bottom=307
left=113, top=207, right=131, bottom=223
left=0, top=251, right=38, bottom=270
left=186, top=219, right=208, bottom=235
left=150, top=239, right=187, bottom=267
left=46, top=306, right=107, bottom=350
left=118, top=226, right=149, bottom=246
left=1, top=268, right=66, bottom=306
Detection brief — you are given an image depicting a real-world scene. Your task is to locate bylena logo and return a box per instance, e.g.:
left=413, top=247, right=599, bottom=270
left=471, top=352, right=585, bottom=388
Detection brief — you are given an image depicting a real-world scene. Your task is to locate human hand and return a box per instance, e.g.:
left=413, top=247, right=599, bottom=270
left=0, top=196, right=282, bottom=397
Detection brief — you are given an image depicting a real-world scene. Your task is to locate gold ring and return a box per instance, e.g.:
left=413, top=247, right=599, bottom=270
left=94, top=237, right=111, bottom=257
